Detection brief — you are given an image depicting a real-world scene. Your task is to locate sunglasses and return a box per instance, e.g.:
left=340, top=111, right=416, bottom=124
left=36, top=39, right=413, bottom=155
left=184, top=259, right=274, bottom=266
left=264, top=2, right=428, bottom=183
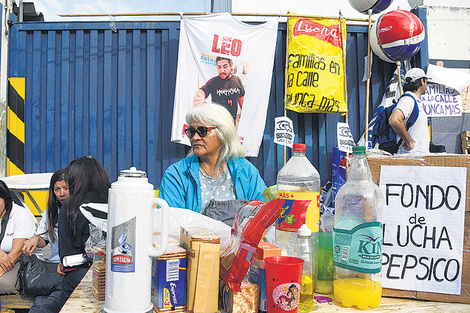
left=185, top=126, right=218, bottom=138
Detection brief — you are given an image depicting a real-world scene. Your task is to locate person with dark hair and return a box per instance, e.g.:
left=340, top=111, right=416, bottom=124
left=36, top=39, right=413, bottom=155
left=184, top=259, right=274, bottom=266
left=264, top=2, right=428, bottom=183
left=23, top=169, right=69, bottom=263
left=389, top=68, right=431, bottom=154
left=193, top=56, right=245, bottom=128
left=0, top=180, right=37, bottom=294
left=29, top=155, right=111, bottom=313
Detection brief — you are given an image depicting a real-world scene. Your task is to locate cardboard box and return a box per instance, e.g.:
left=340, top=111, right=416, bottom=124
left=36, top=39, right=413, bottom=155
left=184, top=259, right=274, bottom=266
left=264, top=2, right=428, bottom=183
left=151, top=244, right=187, bottom=311
left=180, top=227, right=220, bottom=313
left=247, top=242, right=281, bottom=312
left=367, top=154, right=470, bottom=304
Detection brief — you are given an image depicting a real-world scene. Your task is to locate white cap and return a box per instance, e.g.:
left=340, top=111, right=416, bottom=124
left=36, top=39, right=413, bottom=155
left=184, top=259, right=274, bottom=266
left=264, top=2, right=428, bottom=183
left=404, top=68, right=432, bottom=82
left=297, top=224, right=312, bottom=237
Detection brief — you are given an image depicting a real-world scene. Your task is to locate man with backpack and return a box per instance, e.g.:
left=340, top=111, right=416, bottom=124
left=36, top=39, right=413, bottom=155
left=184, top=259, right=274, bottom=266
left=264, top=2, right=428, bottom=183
left=389, top=68, right=431, bottom=154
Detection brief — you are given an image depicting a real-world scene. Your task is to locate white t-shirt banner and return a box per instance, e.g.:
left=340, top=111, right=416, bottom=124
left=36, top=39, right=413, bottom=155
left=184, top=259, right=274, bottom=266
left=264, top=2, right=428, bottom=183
left=274, top=116, right=294, bottom=148
left=379, top=165, right=467, bottom=295
left=171, top=13, right=279, bottom=157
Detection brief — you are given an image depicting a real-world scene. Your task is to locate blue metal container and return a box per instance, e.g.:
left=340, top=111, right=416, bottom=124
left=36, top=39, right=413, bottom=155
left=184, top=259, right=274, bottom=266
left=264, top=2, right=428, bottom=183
left=7, top=15, right=427, bottom=188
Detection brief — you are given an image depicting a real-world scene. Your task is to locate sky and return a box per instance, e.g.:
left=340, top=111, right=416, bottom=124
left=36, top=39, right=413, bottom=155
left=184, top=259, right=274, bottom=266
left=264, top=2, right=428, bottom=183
left=32, top=0, right=213, bottom=21
left=31, top=0, right=413, bottom=22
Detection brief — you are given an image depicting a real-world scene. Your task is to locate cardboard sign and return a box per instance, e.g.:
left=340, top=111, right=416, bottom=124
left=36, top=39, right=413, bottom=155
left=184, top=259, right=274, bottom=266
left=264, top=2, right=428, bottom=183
left=420, top=83, right=462, bottom=117
left=274, top=116, right=294, bottom=148
left=337, top=122, right=354, bottom=153
left=379, top=165, right=467, bottom=295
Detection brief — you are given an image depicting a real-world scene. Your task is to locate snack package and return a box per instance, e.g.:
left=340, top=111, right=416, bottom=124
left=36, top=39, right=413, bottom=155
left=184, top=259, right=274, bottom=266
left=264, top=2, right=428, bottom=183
left=180, top=227, right=220, bottom=313
left=86, top=224, right=107, bottom=301
left=151, top=243, right=187, bottom=312
left=219, top=279, right=260, bottom=313
left=92, top=255, right=106, bottom=301
left=220, top=199, right=284, bottom=292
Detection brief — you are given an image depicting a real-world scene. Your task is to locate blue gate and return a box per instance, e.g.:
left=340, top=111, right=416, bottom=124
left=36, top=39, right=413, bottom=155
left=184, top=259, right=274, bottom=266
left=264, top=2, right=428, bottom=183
left=7, top=16, right=426, bottom=188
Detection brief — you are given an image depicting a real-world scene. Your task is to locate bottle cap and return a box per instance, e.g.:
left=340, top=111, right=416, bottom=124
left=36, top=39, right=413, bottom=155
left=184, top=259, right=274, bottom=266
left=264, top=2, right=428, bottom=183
left=353, top=145, right=366, bottom=155
left=293, top=144, right=306, bottom=152
left=119, top=167, right=147, bottom=178
left=297, top=224, right=312, bottom=237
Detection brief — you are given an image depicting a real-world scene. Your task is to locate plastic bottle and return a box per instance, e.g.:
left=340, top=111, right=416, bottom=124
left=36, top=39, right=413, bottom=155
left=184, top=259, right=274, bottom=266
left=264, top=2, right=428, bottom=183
left=276, top=143, right=321, bottom=257
left=333, top=146, right=384, bottom=310
left=294, top=224, right=315, bottom=313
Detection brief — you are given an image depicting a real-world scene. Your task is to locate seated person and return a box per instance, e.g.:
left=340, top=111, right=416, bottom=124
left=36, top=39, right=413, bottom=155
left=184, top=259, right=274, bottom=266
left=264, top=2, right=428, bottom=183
left=159, top=103, right=266, bottom=221
left=0, top=180, right=37, bottom=294
left=23, top=169, right=70, bottom=263
left=28, top=155, right=111, bottom=313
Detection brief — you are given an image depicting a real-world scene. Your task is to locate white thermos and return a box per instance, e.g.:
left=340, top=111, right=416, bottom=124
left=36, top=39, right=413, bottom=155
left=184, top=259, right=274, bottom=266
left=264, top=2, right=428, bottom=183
left=103, top=167, right=169, bottom=313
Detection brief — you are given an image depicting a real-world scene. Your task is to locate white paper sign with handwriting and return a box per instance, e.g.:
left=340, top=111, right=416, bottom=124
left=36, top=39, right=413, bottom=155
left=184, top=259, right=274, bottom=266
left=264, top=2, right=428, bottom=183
left=380, top=165, right=466, bottom=295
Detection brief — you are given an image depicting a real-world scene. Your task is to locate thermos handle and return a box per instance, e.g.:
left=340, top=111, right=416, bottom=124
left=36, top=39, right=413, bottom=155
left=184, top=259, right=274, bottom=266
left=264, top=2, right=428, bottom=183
left=148, top=198, right=170, bottom=257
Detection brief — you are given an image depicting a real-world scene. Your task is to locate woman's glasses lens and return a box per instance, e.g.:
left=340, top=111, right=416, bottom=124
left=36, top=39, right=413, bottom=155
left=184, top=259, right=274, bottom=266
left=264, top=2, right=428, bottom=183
left=185, top=126, right=209, bottom=138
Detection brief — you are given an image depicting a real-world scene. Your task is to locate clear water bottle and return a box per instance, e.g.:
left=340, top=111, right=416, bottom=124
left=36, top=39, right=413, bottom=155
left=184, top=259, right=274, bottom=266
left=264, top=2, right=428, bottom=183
left=276, top=143, right=321, bottom=257
left=333, top=146, right=384, bottom=310
left=294, top=224, right=315, bottom=313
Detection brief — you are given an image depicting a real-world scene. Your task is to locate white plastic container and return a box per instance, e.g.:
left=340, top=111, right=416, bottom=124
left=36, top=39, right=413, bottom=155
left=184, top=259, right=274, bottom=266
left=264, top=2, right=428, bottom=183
left=103, top=167, right=169, bottom=313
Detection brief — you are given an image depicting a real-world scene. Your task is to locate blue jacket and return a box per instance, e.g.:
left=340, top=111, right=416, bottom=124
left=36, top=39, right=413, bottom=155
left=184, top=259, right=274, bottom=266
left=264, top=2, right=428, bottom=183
left=159, top=155, right=267, bottom=213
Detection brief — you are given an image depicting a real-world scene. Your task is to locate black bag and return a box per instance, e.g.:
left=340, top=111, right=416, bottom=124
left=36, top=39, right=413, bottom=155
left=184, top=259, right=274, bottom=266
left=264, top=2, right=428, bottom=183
left=17, top=254, right=63, bottom=297
left=202, top=199, right=248, bottom=227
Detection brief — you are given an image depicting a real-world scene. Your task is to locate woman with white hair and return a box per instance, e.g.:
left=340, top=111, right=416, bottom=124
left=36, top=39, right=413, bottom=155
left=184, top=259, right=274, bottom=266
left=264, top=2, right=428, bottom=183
left=159, top=103, right=266, bottom=223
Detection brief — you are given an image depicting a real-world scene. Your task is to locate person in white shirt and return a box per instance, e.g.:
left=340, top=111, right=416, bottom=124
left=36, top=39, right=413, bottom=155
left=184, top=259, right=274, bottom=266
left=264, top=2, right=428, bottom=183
left=23, top=169, right=69, bottom=263
left=0, top=180, right=37, bottom=294
left=389, top=68, right=431, bottom=154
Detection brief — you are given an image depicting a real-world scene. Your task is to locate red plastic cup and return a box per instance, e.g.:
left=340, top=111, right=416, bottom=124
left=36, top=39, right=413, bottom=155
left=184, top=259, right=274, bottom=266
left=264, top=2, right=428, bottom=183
left=265, top=256, right=304, bottom=313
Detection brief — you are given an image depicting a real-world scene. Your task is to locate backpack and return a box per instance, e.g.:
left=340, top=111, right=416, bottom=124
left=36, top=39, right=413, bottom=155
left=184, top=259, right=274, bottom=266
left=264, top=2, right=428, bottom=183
left=368, top=93, right=419, bottom=154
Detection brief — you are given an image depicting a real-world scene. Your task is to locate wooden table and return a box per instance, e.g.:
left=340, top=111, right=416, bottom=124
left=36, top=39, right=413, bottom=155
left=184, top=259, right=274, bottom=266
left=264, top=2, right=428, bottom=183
left=60, top=269, right=470, bottom=312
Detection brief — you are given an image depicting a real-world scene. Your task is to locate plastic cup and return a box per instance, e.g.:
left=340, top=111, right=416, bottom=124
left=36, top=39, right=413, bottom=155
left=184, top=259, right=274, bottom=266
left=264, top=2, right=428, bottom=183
left=317, top=232, right=334, bottom=294
left=265, top=256, right=304, bottom=313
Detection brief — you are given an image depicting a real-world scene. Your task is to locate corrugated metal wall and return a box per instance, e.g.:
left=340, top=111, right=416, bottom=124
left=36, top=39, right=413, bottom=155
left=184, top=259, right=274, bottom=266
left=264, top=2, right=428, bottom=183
left=8, top=20, right=400, bottom=188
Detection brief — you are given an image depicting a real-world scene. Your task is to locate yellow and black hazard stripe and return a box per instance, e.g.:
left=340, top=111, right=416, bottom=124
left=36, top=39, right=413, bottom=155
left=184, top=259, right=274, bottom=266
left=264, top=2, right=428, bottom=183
left=7, top=77, right=25, bottom=176
left=6, top=77, right=46, bottom=216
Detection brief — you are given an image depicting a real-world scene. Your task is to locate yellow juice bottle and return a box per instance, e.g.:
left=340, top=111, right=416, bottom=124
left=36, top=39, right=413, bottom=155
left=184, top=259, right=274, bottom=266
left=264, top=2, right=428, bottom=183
left=334, top=277, right=382, bottom=310
left=332, top=146, right=384, bottom=310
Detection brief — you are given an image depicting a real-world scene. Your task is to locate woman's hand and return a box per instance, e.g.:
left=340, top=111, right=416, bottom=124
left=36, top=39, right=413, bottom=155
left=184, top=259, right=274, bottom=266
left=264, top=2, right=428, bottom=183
left=57, top=262, right=66, bottom=275
left=0, top=250, right=15, bottom=272
left=22, top=235, right=39, bottom=255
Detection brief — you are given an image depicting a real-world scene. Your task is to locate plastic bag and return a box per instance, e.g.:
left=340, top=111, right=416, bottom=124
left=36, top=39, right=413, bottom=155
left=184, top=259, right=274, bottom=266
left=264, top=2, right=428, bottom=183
left=80, top=203, right=108, bottom=232
left=220, top=199, right=284, bottom=292
left=85, top=223, right=107, bottom=258
left=153, top=206, right=231, bottom=252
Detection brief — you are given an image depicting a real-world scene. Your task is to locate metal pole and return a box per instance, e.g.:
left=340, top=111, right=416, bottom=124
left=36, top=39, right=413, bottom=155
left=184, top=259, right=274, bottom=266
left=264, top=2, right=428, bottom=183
left=283, top=17, right=290, bottom=166
left=396, top=60, right=403, bottom=96
left=365, top=10, right=372, bottom=150
left=19, top=0, right=23, bottom=22
left=58, top=12, right=375, bottom=23
left=339, top=11, right=348, bottom=124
